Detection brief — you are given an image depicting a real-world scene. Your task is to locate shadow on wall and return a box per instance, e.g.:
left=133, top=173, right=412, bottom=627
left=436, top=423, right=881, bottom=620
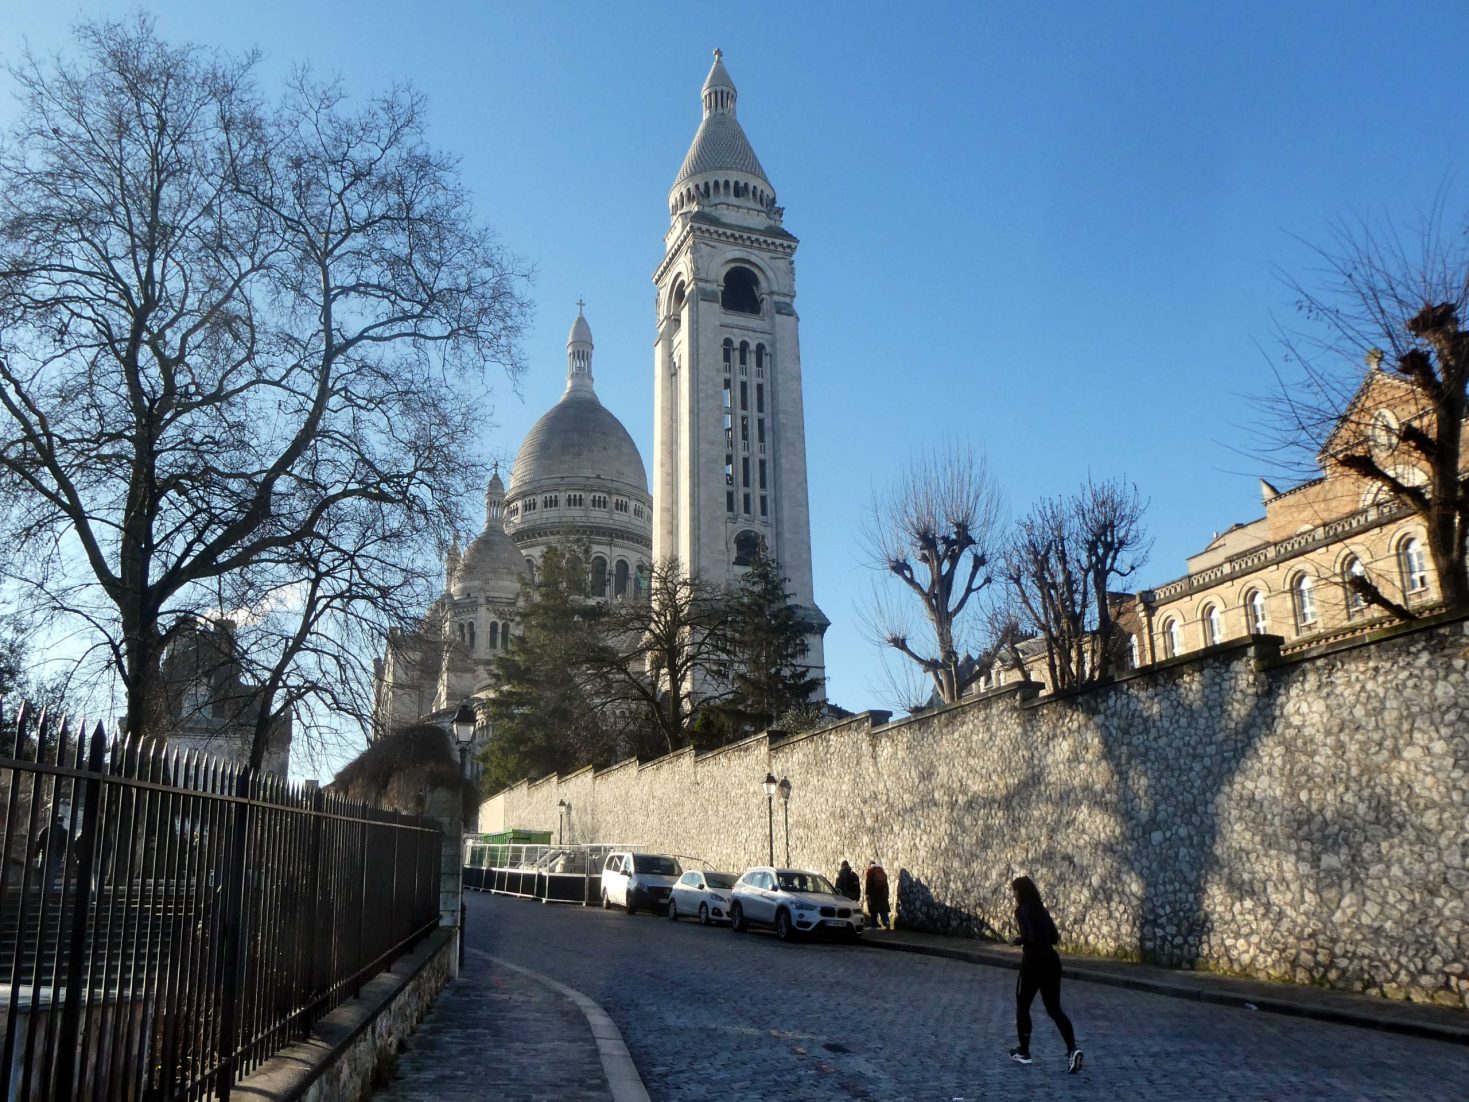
left=1087, top=639, right=1281, bottom=970
left=897, top=868, right=1004, bottom=940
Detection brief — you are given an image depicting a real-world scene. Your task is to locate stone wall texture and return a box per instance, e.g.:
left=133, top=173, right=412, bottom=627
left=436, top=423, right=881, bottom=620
left=482, top=616, right=1469, bottom=1007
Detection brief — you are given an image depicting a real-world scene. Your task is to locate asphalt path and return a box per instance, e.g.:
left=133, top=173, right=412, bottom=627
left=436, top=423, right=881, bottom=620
left=467, top=890, right=1468, bottom=1101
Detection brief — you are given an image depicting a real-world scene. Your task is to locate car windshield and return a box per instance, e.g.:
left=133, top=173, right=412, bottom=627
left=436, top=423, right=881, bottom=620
left=705, top=873, right=737, bottom=889
left=633, top=855, right=681, bottom=876
left=777, top=872, right=836, bottom=894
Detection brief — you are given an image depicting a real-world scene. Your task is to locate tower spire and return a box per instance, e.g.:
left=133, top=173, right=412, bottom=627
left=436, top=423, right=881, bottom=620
left=566, top=303, right=595, bottom=394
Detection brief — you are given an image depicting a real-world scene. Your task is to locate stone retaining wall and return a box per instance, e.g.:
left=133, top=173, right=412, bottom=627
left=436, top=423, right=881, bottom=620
left=483, top=616, right=1469, bottom=1007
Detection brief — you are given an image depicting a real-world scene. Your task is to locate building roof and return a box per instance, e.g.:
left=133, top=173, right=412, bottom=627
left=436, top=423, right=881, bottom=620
left=673, top=50, right=771, bottom=191
left=509, top=393, right=648, bottom=499
left=456, top=472, right=529, bottom=596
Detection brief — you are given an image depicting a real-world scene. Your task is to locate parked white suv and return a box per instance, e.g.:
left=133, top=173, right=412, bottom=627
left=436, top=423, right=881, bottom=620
left=729, top=867, right=865, bottom=940
left=600, top=852, right=683, bottom=915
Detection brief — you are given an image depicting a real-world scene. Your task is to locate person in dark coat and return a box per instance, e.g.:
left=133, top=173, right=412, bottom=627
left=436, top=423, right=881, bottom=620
left=864, top=863, right=890, bottom=928
left=834, top=859, right=860, bottom=901
left=1008, top=876, right=1083, bottom=1074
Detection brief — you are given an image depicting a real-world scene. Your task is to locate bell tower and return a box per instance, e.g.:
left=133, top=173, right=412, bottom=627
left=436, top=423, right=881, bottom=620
left=653, top=50, right=827, bottom=693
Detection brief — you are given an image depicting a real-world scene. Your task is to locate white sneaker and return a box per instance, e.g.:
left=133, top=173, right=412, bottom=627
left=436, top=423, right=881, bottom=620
left=1068, top=1049, right=1085, bottom=1074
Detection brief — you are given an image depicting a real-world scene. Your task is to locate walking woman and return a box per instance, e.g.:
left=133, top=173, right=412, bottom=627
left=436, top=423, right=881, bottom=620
left=1008, top=876, right=1083, bottom=1073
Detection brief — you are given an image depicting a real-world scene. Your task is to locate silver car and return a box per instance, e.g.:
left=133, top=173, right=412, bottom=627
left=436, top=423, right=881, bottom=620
left=728, top=867, right=865, bottom=941
left=666, top=869, right=738, bottom=925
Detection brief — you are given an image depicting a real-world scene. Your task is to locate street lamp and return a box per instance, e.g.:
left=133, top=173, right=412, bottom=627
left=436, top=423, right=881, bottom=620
left=452, top=701, right=477, bottom=777
left=762, top=773, right=778, bottom=865
left=556, top=798, right=568, bottom=845
left=777, top=777, right=792, bottom=865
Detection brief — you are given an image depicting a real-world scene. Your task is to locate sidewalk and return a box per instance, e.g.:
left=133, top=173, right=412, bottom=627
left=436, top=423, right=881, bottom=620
left=862, top=926, right=1469, bottom=1046
left=369, top=946, right=614, bottom=1102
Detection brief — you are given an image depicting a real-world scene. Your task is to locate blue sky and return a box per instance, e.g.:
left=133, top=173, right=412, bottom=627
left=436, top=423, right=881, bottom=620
left=6, top=2, right=1469, bottom=735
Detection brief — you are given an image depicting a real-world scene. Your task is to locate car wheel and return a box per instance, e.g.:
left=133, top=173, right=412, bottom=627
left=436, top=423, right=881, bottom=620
left=730, top=903, right=746, bottom=932
left=774, top=908, right=795, bottom=941
left=698, top=902, right=710, bottom=926
left=601, top=889, right=610, bottom=910
left=667, top=897, right=679, bottom=921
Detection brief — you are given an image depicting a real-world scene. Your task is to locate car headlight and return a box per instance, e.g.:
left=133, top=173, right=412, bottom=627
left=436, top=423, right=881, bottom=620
left=709, top=893, right=727, bottom=903
left=791, top=900, right=818, bottom=912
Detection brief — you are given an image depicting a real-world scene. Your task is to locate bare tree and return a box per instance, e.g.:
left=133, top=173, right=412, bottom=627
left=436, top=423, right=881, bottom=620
left=0, top=18, right=529, bottom=750
left=1258, top=205, right=1469, bottom=614
left=1002, top=478, right=1148, bottom=690
left=596, top=559, right=734, bottom=756
left=862, top=447, right=1004, bottom=706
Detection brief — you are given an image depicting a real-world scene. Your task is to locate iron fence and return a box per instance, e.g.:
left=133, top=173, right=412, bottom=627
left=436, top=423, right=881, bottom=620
left=0, top=701, right=443, bottom=1101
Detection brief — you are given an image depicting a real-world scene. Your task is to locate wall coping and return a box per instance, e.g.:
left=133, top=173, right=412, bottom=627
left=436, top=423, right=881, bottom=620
left=227, top=928, right=454, bottom=1102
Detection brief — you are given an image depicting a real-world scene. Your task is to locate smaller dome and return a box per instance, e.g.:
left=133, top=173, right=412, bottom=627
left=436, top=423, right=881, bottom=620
left=454, top=469, right=528, bottom=598
left=568, top=310, right=592, bottom=348
left=455, top=527, right=527, bottom=598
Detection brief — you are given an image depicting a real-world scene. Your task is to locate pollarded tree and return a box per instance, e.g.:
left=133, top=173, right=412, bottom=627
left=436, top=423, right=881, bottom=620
left=1260, top=208, right=1469, bottom=614
left=0, top=18, right=529, bottom=747
left=862, top=446, right=1005, bottom=706
left=1002, top=478, right=1148, bottom=690
left=720, top=547, right=819, bottom=739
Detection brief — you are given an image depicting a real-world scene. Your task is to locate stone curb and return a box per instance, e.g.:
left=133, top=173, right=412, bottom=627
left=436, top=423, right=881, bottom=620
left=861, top=934, right=1469, bottom=1046
left=466, top=947, right=651, bottom=1102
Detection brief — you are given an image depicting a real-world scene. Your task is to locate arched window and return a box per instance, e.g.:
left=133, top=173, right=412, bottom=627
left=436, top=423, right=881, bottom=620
left=670, top=279, right=687, bottom=330
left=1244, top=588, right=1267, bottom=634
left=1343, top=556, right=1367, bottom=617
left=489, top=622, right=499, bottom=650
left=733, top=529, right=763, bottom=567
left=467, top=622, right=476, bottom=651
left=614, top=560, right=630, bottom=599
left=721, top=265, right=761, bottom=314
left=501, top=622, right=512, bottom=650
left=591, top=556, right=607, bottom=598
left=1201, top=603, right=1222, bottom=647
left=524, top=557, right=536, bottom=584
left=1399, top=536, right=1428, bottom=594
left=1291, top=573, right=1317, bottom=631
left=633, top=562, right=647, bottom=599
left=1161, top=617, right=1181, bottom=659
left=722, top=339, right=733, bottom=368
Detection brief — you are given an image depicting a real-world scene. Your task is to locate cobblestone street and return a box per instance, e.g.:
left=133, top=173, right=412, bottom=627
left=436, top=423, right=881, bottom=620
left=373, top=892, right=1469, bottom=1101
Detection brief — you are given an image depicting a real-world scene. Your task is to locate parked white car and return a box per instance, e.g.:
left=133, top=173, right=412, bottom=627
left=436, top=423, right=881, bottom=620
left=728, top=867, right=865, bottom=940
left=600, top=851, right=683, bottom=915
left=666, top=869, right=738, bottom=925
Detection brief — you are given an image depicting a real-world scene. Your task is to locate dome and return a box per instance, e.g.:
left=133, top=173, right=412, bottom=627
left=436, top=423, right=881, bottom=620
left=508, top=307, right=648, bottom=500
left=508, top=392, right=648, bottom=499
left=454, top=470, right=528, bottom=597
left=455, top=527, right=527, bottom=597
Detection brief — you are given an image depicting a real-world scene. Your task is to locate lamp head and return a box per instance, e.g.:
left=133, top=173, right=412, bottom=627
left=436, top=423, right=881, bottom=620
left=451, top=701, right=477, bottom=747
left=762, top=772, right=777, bottom=798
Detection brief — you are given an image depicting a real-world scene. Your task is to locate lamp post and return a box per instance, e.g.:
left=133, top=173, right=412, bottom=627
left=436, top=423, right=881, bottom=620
left=777, top=777, right=792, bottom=865
left=556, top=798, right=568, bottom=845
left=762, top=773, right=777, bottom=865
left=452, top=702, right=476, bottom=777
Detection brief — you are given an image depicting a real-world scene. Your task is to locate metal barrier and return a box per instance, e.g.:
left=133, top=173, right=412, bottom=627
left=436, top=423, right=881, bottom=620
left=462, top=841, right=711, bottom=906
left=0, top=701, right=442, bottom=1102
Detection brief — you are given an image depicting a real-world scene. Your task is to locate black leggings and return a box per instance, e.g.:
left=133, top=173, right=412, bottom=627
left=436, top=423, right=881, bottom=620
left=1016, top=954, right=1076, bottom=1053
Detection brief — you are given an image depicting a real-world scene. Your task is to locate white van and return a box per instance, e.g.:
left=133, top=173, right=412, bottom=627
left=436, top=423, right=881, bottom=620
left=600, top=851, right=683, bottom=915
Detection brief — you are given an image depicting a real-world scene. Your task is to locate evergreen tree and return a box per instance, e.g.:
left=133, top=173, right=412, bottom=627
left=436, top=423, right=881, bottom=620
left=480, top=539, right=624, bottom=791
left=723, top=549, right=819, bottom=736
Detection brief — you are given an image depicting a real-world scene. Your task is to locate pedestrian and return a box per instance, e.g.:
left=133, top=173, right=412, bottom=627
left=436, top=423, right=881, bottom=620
left=864, top=862, right=890, bottom=929
left=1008, top=875, right=1083, bottom=1074
left=834, top=859, right=860, bottom=901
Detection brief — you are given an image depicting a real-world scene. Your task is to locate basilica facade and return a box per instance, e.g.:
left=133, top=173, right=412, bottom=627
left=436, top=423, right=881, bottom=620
left=372, top=52, right=827, bottom=752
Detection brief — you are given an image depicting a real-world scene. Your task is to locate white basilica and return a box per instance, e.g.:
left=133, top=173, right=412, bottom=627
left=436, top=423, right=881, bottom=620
left=373, top=51, right=826, bottom=749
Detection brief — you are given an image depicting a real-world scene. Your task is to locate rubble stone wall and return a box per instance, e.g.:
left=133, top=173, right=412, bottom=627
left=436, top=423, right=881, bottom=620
left=483, top=616, right=1469, bottom=1007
